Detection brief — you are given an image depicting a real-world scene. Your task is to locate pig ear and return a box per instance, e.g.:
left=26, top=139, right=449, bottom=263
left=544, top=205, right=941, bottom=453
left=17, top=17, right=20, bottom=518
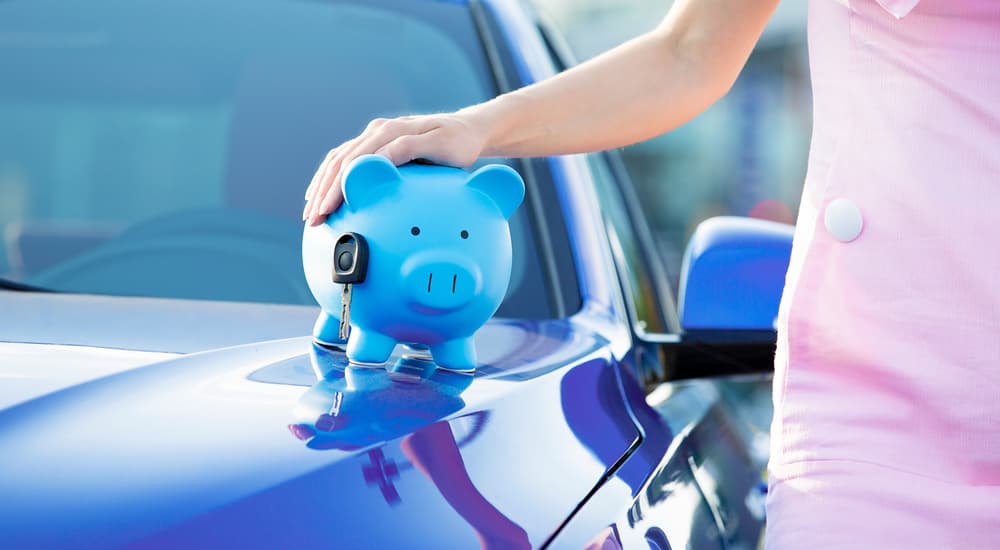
left=342, top=155, right=402, bottom=210
left=465, top=164, right=525, bottom=220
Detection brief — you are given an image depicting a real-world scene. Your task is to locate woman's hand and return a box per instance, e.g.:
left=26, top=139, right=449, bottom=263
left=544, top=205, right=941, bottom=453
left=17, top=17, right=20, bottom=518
left=302, top=0, right=779, bottom=226
left=303, top=111, right=489, bottom=226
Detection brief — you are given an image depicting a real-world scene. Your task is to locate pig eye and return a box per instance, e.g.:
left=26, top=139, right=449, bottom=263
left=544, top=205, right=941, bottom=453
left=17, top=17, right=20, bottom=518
left=460, top=230, right=469, bottom=239
left=410, top=226, right=420, bottom=236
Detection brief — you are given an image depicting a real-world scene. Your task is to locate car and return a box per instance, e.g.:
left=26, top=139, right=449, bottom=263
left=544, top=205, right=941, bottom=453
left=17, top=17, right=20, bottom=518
left=0, top=0, right=791, bottom=548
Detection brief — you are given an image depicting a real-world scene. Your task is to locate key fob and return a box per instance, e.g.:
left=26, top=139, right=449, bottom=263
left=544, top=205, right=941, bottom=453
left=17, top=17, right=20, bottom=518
left=332, top=232, right=369, bottom=284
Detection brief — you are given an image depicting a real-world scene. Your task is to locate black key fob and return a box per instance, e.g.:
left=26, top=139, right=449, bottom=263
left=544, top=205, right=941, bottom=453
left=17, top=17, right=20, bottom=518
left=332, top=232, right=368, bottom=284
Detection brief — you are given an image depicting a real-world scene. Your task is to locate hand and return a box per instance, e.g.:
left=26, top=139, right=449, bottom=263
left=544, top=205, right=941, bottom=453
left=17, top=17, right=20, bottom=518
left=303, top=111, right=489, bottom=226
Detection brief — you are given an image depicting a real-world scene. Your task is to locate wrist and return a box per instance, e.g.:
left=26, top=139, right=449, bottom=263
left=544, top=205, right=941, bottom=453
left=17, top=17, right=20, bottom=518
left=457, top=95, right=519, bottom=158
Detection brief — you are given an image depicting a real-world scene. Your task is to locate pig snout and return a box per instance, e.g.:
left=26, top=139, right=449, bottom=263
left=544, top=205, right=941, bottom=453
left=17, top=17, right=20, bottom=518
left=401, top=252, right=483, bottom=314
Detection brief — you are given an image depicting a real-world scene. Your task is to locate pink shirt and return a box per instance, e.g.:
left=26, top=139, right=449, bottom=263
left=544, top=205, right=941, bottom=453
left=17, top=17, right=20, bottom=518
left=766, top=0, right=1000, bottom=546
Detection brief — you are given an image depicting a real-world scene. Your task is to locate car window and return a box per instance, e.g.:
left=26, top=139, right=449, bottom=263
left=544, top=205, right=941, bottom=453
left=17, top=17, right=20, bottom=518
left=586, top=153, right=673, bottom=334
left=0, top=0, right=559, bottom=319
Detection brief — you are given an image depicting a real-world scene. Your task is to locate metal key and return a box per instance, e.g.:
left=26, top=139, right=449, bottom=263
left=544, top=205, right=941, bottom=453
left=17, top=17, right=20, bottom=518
left=332, top=232, right=369, bottom=341
left=339, top=283, right=353, bottom=341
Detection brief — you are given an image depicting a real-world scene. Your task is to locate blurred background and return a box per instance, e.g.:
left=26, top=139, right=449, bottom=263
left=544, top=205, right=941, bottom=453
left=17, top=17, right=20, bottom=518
left=534, top=0, right=811, bottom=287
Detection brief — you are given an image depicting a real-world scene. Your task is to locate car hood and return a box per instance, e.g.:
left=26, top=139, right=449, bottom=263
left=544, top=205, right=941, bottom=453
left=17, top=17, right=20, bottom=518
left=0, top=290, right=320, bottom=353
left=0, top=342, right=177, bottom=410
left=0, top=317, right=640, bottom=548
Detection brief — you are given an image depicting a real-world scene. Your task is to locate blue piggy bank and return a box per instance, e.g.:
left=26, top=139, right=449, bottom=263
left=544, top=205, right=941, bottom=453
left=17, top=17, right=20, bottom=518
left=302, top=155, right=525, bottom=372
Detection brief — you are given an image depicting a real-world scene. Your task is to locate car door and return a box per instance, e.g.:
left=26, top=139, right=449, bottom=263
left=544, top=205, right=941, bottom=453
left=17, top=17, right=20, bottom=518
left=586, top=148, right=774, bottom=549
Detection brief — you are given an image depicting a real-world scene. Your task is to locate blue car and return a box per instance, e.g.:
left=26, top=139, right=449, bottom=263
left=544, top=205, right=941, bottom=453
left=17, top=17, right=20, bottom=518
left=0, top=0, right=792, bottom=548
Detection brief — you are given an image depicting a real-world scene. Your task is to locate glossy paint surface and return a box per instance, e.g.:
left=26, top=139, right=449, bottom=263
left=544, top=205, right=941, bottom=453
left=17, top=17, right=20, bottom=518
left=0, top=343, right=176, bottom=410
left=0, top=290, right=318, bottom=353
left=550, top=375, right=772, bottom=549
left=0, top=320, right=640, bottom=548
left=0, top=1, right=774, bottom=548
left=679, top=217, right=794, bottom=330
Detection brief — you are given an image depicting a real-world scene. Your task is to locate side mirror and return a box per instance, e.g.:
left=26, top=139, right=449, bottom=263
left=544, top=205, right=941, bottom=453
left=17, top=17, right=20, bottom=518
left=678, top=217, right=793, bottom=331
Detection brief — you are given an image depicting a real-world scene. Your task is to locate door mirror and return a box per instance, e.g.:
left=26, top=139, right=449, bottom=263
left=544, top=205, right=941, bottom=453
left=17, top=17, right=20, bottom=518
left=678, top=217, right=793, bottom=331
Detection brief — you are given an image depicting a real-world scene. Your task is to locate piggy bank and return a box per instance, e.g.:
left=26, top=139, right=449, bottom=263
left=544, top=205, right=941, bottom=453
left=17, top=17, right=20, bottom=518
left=302, top=155, right=525, bottom=372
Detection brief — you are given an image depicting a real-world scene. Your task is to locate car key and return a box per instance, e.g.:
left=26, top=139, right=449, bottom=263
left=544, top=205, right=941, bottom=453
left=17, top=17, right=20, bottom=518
left=332, top=232, right=369, bottom=341
left=338, top=285, right=352, bottom=341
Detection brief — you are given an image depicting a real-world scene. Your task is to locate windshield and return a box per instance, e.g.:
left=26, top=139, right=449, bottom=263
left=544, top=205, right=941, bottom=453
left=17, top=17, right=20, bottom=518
left=0, top=0, right=556, bottom=319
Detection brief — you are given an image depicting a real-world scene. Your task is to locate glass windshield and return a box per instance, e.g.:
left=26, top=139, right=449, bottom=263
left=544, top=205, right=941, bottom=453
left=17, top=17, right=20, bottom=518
left=0, top=0, right=556, bottom=319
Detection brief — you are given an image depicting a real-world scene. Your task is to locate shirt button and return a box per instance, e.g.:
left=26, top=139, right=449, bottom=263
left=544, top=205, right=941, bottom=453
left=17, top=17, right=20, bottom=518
left=824, top=198, right=863, bottom=242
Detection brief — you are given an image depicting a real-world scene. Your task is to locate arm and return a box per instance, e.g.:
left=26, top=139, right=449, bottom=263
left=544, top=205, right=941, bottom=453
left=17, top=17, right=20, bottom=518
left=305, top=0, right=780, bottom=225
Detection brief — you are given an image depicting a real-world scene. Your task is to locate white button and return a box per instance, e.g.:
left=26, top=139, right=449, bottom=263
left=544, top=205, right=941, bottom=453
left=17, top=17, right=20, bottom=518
left=824, top=198, right=863, bottom=242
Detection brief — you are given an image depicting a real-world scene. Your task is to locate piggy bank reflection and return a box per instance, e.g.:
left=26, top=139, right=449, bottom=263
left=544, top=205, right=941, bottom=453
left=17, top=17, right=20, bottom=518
left=289, top=360, right=473, bottom=451
left=303, top=155, right=525, bottom=372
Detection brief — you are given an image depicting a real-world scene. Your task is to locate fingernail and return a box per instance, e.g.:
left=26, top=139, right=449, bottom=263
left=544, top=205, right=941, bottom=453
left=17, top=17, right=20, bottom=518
left=318, top=196, right=332, bottom=217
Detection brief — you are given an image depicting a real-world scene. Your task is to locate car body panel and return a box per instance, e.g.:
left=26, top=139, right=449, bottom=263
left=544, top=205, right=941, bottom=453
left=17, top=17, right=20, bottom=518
left=679, top=217, right=794, bottom=331
left=0, top=291, right=318, bottom=353
left=550, top=374, right=772, bottom=549
left=0, top=0, right=774, bottom=548
left=0, top=320, right=646, bottom=548
left=0, top=342, right=176, bottom=409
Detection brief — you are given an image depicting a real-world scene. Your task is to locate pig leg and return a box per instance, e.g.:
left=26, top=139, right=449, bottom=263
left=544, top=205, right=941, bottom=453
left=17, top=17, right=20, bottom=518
left=312, top=311, right=345, bottom=345
left=431, top=337, right=476, bottom=373
left=346, top=328, right=396, bottom=365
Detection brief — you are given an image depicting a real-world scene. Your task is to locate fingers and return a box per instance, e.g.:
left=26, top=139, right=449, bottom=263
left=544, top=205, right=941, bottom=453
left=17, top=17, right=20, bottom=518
left=303, top=146, right=339, bottom=220
left=306, top=146, right=350, bottom=225
left=303, top=119, right=390, bottom=223
left=303, top=141, right=351, bottom=221
left=304, top=117, right=435, bottom=225
left=306, top=133, right=370, bottom=224
left=305, top=148, right=335, bottom=200
left=310, top=132, right=386, bottom=224
left=374, top=133, right=433, bottom=166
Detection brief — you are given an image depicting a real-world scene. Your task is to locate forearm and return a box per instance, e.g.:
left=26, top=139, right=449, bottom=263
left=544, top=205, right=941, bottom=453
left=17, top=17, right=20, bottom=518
left=466, top=0, right=780, bottom=158
left=303, top=0, right=780, bottom=223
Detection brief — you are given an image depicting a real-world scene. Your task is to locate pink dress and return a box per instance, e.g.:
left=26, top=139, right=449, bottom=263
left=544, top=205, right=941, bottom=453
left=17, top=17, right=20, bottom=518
left=766, top=0, right=1000, bottom=547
